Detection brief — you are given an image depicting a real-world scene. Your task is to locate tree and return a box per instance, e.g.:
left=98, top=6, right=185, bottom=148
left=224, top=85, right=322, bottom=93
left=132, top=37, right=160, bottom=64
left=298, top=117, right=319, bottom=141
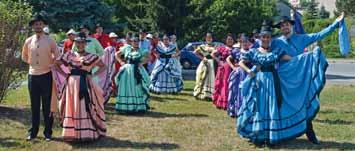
left=334, top=0, right=355, bottom=16
left=27, top=0, right=115, bottom=32
left=303, top=0, right=319, bottom=20
left=183, top=0, right=276, bottom=42
left=0, top=0, right=32, bottom=102
left=299, top=0, right=310, bottom=9
left=318, top=5, right=330, bottom=19
left=104, top=0, right=276, bottom=44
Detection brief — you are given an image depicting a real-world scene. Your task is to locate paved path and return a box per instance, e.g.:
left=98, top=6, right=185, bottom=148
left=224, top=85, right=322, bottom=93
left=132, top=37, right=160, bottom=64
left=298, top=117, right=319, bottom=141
left=326, top=60, right=355, bottom=85
left=183, top=60, right=355, bottom=85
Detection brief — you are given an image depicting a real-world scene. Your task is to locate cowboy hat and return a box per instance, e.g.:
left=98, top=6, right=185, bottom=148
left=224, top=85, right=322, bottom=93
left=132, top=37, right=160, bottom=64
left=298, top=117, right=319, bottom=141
left=29, top=14, right=47, bottom=26
left=273, top=16, right=295, bottom=28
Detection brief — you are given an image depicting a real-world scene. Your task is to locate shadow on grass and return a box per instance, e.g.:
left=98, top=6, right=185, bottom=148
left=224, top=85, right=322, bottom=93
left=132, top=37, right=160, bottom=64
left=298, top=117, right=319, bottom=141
left=320, top=109, right=355, bottom=115
left=273, top=139, right=355, bottom=150
left=183, top=88, right=194, bottom=92
left=314, top=119, right=354, bottom=125
left=151, top=95, right=189, bottom=102
left=0, top=105, right=30, bottom=125
left=104, top=103, right=208, bottom=118
left=141, top=111, right=208, bottom=118
left=0, top=138, right=22, bottom=148
left=69, top=136, right=179, bottom=150
left=179, top=91, right=193, bottom=97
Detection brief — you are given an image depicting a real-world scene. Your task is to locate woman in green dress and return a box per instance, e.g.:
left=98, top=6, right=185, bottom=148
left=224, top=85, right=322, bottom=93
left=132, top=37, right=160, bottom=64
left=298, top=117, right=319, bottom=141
left=115, top=36, right=151, bottom=114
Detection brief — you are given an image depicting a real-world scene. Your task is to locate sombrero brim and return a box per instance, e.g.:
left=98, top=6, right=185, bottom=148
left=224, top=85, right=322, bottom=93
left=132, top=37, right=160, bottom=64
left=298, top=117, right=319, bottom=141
left=274, top=20, right=295, bottom=28
left=29, top=19, right=47, bottom=26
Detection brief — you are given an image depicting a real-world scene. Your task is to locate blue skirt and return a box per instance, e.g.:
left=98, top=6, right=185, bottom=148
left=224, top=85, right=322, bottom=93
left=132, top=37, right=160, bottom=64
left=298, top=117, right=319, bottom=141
left=149, top=57, right=183, bottom=93
left=237, top=47, right=327, bottom=144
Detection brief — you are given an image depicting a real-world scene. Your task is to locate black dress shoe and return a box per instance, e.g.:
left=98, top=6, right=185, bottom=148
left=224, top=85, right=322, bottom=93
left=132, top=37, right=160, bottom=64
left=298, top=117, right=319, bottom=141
left=306, top=123, right=320, bottom=145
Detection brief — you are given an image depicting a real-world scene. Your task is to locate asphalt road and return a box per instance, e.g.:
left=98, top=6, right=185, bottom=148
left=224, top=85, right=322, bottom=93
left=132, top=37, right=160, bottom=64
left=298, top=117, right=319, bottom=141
left=326, top=60, right=355, bottom=85
left=182, top=60, right=355, bottom=85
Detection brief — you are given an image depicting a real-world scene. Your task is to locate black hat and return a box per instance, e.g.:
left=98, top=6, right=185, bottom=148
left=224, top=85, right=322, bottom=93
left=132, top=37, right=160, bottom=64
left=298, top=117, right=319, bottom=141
left=79, top=24, right=90, bottom=30
left=274, top=16, right=295, bottom=28
left=29, top=14, right=47, bottom=26
left=74, top=32, right=91, bottom=42
left=260, top=20, right=273, bottom=35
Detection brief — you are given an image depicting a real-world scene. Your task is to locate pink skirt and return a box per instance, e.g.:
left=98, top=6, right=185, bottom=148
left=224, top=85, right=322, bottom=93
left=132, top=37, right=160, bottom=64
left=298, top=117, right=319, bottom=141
left=212, top=61, right=231, bottom=109
left=59, top=75, right=106, bottom=141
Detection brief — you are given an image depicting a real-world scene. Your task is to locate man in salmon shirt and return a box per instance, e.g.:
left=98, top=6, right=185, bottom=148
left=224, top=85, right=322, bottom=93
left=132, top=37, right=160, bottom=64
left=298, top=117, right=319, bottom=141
left=92, top=23, right=111, bottom=49
left=22, top=14, right=59, bottom=141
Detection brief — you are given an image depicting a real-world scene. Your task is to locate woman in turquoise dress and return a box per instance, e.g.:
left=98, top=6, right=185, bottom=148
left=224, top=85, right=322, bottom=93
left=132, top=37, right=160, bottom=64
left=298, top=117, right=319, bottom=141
left=237, top=21, right=328, bottom=144
left=115, top=37, right=151, bottom=114
left=149, top=35, right=183, bottom=94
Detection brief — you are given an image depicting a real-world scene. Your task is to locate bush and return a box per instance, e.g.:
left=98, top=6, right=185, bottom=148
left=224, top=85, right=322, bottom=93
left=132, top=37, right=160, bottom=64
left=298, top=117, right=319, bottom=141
left=0, top=1, right=32, bottom=102
left=51, top=32, right=67, bottom=43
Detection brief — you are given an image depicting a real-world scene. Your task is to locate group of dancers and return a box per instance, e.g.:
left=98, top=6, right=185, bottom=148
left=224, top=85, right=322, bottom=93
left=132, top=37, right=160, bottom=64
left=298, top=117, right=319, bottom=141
left=192, top=12, right=347, bottom=145
left=22, top=14, right=184, bottom=142
left=22, top=11, right=348, bottom=145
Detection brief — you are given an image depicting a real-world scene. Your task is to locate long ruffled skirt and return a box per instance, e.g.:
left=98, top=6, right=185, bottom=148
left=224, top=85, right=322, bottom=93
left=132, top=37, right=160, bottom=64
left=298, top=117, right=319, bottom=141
left=193, top=59, right=215, bottom=100
left=227, top=67, right=248, bottom=117
left=59, top=76, right=106, bottom=141
left=237, top=47, right=327, bottom=144
left=115, top=64, right=151, bottom=113
left=149, top=57, right=183, bottom=93
left=212, top=61, right=231, bottom=109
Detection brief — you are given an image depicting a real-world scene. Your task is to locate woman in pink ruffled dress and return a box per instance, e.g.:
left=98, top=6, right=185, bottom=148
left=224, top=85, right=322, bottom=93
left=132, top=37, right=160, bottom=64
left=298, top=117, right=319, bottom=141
left=54, top=32, right=107, bottom=142
left=211, top=34, right=235, bottom=109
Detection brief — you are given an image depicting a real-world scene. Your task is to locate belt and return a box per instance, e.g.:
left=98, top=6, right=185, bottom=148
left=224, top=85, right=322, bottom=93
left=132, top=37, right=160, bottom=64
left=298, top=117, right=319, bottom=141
left=126, top=59, right=142, bottom=85
left=260, top=66, right=282, bottom=108
left=160, top=54, right=172, bottom=58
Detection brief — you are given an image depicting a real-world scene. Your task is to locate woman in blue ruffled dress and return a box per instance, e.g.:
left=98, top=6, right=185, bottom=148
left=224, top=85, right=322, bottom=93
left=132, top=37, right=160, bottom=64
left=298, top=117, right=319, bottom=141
left=149, top=35, right=183, bottom=94
left=237, top=21, right=328, bottom=144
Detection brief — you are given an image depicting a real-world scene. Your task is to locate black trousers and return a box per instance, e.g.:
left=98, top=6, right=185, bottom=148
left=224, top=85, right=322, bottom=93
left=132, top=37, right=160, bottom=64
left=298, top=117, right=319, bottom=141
left=28, top=71, right=53, bottom=138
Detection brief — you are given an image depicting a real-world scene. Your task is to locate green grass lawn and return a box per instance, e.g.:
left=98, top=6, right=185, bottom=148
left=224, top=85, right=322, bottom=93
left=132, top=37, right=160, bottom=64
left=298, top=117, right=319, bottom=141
left=1, top=81, right=355, bottom=151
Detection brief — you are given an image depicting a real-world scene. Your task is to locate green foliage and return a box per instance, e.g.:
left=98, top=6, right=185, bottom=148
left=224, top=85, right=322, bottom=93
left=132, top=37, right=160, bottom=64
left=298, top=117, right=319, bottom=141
left=184, top=0, right=276, bottom=41
left=27, top=0, right=116, bottom=32
left=299, top=0, right=310, bottom=9
left=334, top=0, right=355, bottom=16
left=51, top=32, right=67, bottom=43
left=105, top=0, right=276, bottom=44
left=0, top=0, right=32, bottom=102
